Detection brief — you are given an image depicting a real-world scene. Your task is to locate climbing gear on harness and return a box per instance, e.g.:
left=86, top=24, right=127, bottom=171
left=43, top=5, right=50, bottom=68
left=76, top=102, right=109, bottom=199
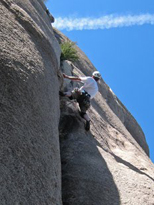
left=77, top=90, right=91, bottom=109
left=81, top=90, right=91, bottom=98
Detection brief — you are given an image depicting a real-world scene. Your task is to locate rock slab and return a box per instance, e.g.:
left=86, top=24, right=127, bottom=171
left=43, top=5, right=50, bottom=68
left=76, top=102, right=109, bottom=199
left=0, top=0, right=62, bottom=204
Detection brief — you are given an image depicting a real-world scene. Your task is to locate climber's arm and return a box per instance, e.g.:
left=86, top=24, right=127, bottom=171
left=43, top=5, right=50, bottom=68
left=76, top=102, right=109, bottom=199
left=63, top=73, right=81, bottom=81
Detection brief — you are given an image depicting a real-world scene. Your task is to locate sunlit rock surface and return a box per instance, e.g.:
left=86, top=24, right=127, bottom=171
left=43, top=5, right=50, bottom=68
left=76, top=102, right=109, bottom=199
left=56, top=29, right=154, bottom=205
left=0, top=0, right=154, bottom=204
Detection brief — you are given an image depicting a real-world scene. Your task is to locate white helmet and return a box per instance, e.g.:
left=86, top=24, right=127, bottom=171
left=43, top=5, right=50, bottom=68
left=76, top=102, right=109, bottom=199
left=92, top=71, right=101, bottom=79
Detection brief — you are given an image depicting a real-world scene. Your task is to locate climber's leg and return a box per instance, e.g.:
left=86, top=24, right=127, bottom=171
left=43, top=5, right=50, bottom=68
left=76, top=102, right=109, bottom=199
left=78, top=94, right=91, bottom=130
left=80, top=111, right=91, bottom=131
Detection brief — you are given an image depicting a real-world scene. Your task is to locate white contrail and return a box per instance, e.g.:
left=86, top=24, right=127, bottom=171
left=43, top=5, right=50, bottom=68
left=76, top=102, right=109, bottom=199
left=53, top=14, right=154, bottom=30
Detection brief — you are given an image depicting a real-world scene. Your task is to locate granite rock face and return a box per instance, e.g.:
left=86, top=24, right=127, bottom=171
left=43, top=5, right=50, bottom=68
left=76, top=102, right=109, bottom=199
left=56, top=30, right=154, bottom=205
left=0, top=0, right=61, bottom=204
left=1, top=1, right=154, bottom=205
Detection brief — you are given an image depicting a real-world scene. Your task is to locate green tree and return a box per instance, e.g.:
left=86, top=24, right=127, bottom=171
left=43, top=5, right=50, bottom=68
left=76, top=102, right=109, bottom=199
left=60, top=41, right=79, bottom=62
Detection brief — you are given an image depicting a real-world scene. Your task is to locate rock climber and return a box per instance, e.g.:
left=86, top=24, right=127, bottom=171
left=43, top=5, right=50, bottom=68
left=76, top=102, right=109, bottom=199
left=59, top=71, right=101, bottom=131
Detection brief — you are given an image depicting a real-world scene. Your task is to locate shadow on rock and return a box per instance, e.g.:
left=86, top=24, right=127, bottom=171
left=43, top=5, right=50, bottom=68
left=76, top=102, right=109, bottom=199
left=112, top=153, right=154, bottom=182
left=59, top=114, right=120, bottom=205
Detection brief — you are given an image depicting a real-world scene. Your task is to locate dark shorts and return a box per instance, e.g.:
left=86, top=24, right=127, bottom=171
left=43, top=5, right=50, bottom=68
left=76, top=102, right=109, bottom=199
left=71, top=88, right=91, bottom=114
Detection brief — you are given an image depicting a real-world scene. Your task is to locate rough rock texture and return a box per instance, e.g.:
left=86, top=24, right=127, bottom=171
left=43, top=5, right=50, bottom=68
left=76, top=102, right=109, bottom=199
left=55, top=29, right=149, bottom=156
left=1, top=0, right=154, bottom=204
left=56, top=30, right=154, bottom=205
left=0, top=0, right=62, bottom=204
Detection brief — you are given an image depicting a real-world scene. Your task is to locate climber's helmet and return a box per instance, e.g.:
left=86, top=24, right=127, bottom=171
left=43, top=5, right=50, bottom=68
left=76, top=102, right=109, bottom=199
left=92, top=71, right=101, bottom=81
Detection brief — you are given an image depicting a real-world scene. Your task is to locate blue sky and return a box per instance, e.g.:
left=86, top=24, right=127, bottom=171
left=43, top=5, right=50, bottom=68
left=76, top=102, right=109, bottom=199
left=46, top=0, right=154, bottom=163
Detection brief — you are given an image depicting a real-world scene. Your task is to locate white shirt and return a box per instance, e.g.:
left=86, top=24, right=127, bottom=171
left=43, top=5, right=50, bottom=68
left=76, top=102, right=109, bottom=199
left=79, top=76, right=98, bottom=99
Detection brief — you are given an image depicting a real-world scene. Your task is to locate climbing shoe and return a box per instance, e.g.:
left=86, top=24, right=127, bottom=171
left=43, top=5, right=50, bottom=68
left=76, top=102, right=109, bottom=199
left=85, top=120, right=90, bottom=131
left=59, top=91, right=66, bottom=97
left=69, top=96, right=73, bottom=100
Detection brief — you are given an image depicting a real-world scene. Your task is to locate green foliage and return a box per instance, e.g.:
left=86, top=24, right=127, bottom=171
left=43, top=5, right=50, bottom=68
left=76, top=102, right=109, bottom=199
left=60, top=41, right=79, bottom=62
